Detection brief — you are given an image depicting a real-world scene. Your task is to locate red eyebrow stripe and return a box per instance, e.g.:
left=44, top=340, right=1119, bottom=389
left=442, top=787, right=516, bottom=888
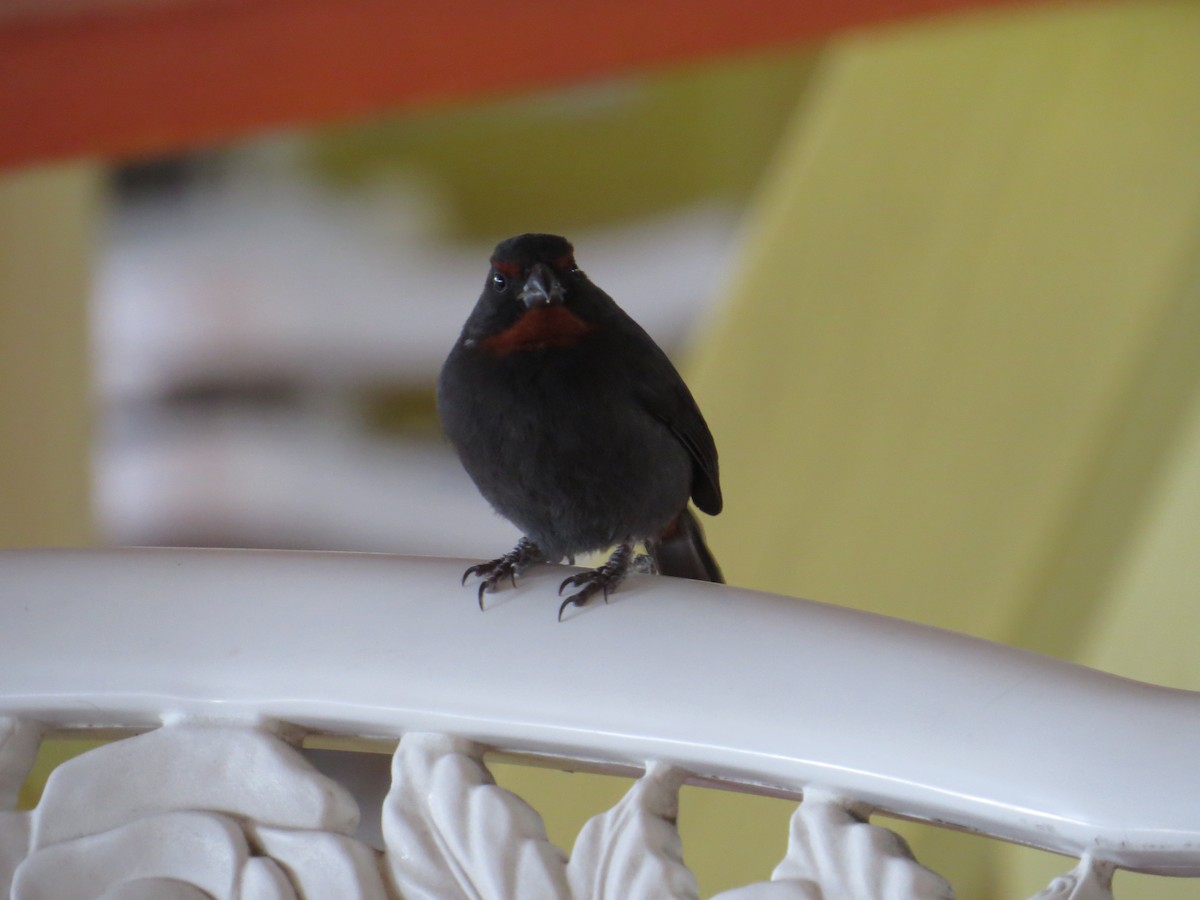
left=554, top=253, right=574, bottom=270
left=492, top=259, right=521, bottom=278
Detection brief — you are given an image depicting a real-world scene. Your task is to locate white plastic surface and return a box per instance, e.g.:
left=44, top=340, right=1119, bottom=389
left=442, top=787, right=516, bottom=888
left=1, top=548, right=1198, bottom=875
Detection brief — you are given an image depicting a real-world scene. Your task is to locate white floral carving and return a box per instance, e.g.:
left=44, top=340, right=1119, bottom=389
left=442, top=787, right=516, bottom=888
left=381, top=732, right=570, bottom=899
left=715, top=788, right=954, bottom=900
left=0, top=812, right=30, bottom=900
left=9, top=723, right=384, bottom=899
left=1027, top=856, right=1114, bottom=900
left=98, top=879, right=213, bottom=899
left=0, top=718, right=1153, bottom=900
left=29, top=723, right=358, bottom=848
left=568, top=761, right=696, bottom=900
left=240, top=855, right=300, bottom=899
left=13, top=810, right=252, bottom=898
left=381, top=735, right=704, bottom=900
left=247, top=823, right=390, bottom=898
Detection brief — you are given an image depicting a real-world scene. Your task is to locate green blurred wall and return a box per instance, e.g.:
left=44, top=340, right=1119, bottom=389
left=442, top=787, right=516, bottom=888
left=685, top=2, right=1200, bottom=896
left=0, top=163, right=97, bottom=548
left=310, top=52, right=816, bottom=239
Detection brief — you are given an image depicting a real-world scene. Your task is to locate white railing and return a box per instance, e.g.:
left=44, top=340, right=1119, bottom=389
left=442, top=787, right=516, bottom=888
left=1, top=548, right=1197, bottom=898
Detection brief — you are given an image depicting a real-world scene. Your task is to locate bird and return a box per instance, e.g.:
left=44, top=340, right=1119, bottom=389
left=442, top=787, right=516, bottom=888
left=437, top=233, right=722, bottom=619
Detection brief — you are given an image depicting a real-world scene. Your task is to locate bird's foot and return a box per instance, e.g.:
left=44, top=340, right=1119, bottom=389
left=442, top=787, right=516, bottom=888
left=558, top=544, right=634, bottom=621
left=630, top=552, right=658, bottom=575
left=463, top=538, right=545, bottom=609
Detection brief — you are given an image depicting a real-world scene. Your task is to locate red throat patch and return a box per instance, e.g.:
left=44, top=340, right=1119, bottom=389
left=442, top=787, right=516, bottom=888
left=479, top=305, right=597, bottom=357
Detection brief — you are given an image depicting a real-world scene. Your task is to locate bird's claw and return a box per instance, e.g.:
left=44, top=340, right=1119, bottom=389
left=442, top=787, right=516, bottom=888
left=557, top=574, right=613, bottom=621
left=465, top=564, right=509, bottom=609
left=555, top=544, right=634, bottom=621
left=461, top=538, right=545, bottom=610
left=461, top=561, right=491, bottom=586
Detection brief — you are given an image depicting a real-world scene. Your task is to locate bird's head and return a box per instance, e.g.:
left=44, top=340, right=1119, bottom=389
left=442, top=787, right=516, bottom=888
left=488, top=233, right=578, bottom=308
left=464, top=233, right=600, bottom=357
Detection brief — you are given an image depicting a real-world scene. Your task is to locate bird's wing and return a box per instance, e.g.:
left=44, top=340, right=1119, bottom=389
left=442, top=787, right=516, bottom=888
left=631, top=343, right=723, bottom=517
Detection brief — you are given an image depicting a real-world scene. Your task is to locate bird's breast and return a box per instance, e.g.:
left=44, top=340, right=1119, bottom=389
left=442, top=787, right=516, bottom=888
left=478, top=306, right=597, bottom=357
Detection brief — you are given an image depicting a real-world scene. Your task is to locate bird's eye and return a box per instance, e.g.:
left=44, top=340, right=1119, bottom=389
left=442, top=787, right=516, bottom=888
left=491, top=272, right=507, bottom=292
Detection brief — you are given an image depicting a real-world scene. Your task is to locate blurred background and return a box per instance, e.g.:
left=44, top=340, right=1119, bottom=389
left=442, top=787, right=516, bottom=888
left=3, top=0, right=1199, bottom=896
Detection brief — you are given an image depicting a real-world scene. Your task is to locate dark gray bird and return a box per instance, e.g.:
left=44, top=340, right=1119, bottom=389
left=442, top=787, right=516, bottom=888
left=437, top=233, right=722, bottom=619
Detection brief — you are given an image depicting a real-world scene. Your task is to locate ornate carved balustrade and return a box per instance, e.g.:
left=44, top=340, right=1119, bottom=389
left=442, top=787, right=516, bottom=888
left=1, top=548, right=1197, bottom=898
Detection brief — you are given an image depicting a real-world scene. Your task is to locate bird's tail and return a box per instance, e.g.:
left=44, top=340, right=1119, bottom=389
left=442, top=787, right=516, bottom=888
left=648, top=508, right=724, bottom=584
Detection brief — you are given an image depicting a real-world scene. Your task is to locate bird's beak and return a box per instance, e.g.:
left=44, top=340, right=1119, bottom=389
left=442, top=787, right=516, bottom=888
left=519, top=263, right=565, bottom=308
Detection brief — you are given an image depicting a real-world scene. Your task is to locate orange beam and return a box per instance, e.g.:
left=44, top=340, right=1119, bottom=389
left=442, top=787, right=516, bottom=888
left=0, top=0, right=1045, bottom=170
